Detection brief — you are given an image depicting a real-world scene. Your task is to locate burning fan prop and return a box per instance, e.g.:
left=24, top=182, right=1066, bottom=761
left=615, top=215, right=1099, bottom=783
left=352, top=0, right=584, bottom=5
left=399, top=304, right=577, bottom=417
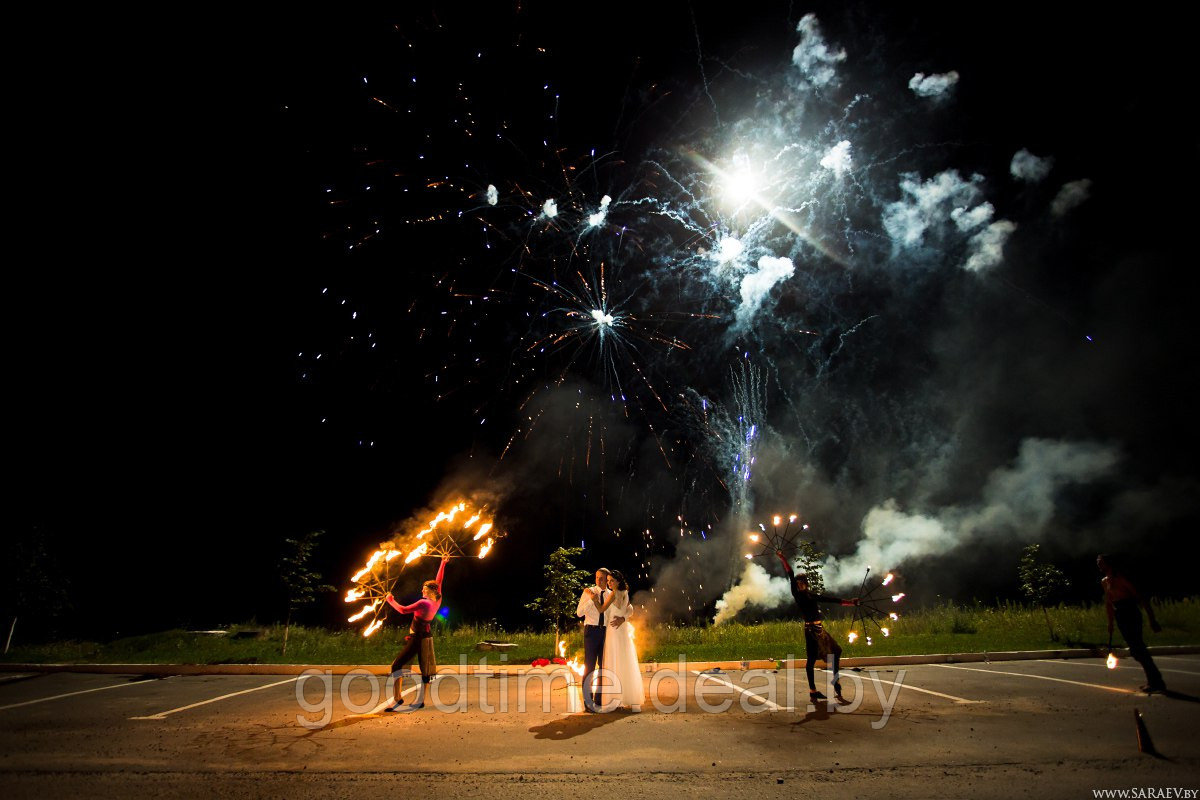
left=344, top=501, right=505, bottom=637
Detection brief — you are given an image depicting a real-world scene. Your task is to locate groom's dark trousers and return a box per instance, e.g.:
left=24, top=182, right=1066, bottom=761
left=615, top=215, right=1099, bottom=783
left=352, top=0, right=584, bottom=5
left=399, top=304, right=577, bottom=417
left=582, top=623, right=607, bottom=710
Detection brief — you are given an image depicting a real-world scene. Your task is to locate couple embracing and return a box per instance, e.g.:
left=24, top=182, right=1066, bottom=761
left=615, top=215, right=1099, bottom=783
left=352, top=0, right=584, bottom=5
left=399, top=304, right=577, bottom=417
left=575, top=568, right=644, bottom=712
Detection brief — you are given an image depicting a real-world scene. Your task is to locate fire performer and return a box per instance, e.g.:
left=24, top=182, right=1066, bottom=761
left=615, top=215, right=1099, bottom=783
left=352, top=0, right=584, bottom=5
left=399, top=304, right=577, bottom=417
left=575, top=568, right=612, bottom=712
left=382, top=555, right=449, bottom=711
left=777, top=550, right=859, bottom=703
left=1098, top=554, right=1166, bottom=694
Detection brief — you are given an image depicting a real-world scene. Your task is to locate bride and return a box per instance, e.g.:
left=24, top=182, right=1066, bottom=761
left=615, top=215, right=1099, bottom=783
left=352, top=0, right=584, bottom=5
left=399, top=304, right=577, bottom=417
left=597, top=570, right=644, bottom=712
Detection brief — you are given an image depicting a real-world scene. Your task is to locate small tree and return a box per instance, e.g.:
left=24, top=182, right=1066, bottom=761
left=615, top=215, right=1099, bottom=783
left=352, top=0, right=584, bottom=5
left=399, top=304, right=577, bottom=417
left=1018, top=544, right=1070, bottom=642
left=278, top=530, right=334, bottom=656
left=1, top=527, right=71, bottom=651
left=526, top=546, right=592, bottom=647
left=792, top=540, right=827, bottom=595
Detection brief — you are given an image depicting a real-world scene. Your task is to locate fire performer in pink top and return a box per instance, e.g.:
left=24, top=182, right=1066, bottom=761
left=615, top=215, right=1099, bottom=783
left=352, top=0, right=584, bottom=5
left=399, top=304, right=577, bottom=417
left=382, top=556, right=448, bottom=711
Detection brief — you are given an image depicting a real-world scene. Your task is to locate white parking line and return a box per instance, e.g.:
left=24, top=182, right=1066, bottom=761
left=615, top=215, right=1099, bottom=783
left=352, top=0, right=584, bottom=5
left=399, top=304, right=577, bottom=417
left=931, top=663, right=1135, bottom=694
left=818, top=668, right=983, bottom=704
left=1037, top=659, right=1200, bottom=677
left=689, top=670, right=792, bottom=711
left=130, top=677, right=299, bottom=720
left=0, top=677, right=161, bottom=711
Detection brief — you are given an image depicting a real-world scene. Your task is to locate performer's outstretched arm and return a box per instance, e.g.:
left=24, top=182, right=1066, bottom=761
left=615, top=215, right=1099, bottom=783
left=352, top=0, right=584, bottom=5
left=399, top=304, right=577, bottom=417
left=434, top=556, right=448, bottom=594
left=386, top=594, right=422, bottom=614
left=776, top=550, right=795, bottom=577
left=811, top=592, right=859, bottom=607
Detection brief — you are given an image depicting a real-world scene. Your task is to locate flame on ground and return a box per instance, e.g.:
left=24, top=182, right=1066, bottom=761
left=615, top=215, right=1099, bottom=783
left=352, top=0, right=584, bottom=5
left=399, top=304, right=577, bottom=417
left=1107, top=652, right=1118, bottom=669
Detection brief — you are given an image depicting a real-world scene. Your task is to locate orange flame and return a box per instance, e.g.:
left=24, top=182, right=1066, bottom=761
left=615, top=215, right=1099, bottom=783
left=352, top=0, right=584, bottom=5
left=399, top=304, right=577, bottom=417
left=773, top=515, right=781, bottom=526
left=347, top=600, right=380, bottom=622
left=478, top=537, right=494, bottom=558
left=557, top=640, right=567, bottom=658
left=362, top=618, right=383, bottom=637
left=1107, top=652, right=1118, bottom=669
left=405, top=542, right=429, bottom=564
left=473, top=522, right=493, bottom=541
left=789, top=514, right=797, bottom=523
left=889, top=612, right=899, bottom=621
left=352, top=550, right=386, bottom=582
left=344, top=588, right=365, bottom=603
left=385, top=549, right=402, bottom=562
left=463, top=513, right=481, bottom=529
left=881, top=627, right=890, bottom=637
left=847, top=631, right=859, bottom=644
left=749, top=534, right=759, bottom=542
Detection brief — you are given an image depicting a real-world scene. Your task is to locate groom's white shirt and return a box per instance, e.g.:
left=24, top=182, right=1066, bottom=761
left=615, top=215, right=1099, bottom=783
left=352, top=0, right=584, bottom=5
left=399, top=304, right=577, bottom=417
left=576, top=587, right=608, bottom=626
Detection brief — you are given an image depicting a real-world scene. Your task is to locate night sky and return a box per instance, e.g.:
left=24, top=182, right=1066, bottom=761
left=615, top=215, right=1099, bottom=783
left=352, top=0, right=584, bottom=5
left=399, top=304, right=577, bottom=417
left=14, top=2, right=1197, bottom=638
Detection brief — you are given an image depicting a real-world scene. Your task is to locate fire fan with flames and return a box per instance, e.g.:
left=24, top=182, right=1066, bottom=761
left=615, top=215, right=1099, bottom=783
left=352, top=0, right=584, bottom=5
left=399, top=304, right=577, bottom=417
left=344, top=501, right=505, bottom=637
left=746, top=513, right=904, bottom=645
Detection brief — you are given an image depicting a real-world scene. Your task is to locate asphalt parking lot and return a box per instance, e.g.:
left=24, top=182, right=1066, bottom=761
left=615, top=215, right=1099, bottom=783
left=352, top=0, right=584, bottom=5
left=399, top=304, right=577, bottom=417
left=1, top=655, right=1197, bottom=799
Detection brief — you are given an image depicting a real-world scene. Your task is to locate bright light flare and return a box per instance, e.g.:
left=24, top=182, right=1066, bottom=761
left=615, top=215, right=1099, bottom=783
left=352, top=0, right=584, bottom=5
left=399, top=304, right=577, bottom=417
left=847, top=631, right=858, bottom=644
left=772, top=515, right=781, bottom=526
left=344, top=588, right=365, bottom=603
left=590, top=309, right=615, bottom=326
left=558, top=640, right=567, bottom=658
left=473, top=522, right=493, bottom=541
left=363, top=619, right=384, bottom=637
left=892, top=593, right=906, bottom=603
left=749, top=534, right=759, bottom=542
left=881, top=627, right=890, bottom=637
left=789, top=514, right=797, bottom=523
left=478, top=537, right=494, bottom=558
left=1107, top=652, right=1118, bottom=669
left=889, top=613, right=899, bottom=621
left=882, top=573, right=894, bottom=586
left=744, top=554, right=753, bottom=560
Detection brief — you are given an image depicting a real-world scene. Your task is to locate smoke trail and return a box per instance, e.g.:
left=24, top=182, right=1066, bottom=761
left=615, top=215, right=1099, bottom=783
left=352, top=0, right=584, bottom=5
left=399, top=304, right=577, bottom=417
left=713, top=561, right=791, bottom=624
left=822, top=438, right=1120, bottom=590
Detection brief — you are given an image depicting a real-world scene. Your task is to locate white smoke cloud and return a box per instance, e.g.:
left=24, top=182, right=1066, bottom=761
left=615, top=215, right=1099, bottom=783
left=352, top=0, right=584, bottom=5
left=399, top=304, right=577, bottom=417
left=908, top=70, right=959, bottom=100
left=1010, top=149, right=1054, bottom=183
left=820, top=140, right=853, bottom=179
left=1051, top=179, right=1093, bottom=217
left=542, top=198, right=558, bottom=218
left=882, top=170, right=985, bottom=247
left=713, top=561, right=793, bottom=625
left=792, top=14, right=846, bottom=88
left=951, top=201, right=994, bottom=232
left=714, top=235, right=745, bottom=263
left=588, top=194, right=612, bottom=227
left=963, top=220, right=1017, bottom=273
left=735, top=255, right=794, bottom=326
left=822, top=438, right=1120, bottom=590
left=486, top=184, right=499, bottom=206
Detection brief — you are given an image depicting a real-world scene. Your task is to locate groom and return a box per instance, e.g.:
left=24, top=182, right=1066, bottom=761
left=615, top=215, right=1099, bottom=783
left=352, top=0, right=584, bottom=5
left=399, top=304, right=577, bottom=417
left=576, top=567, right=616, bottom=712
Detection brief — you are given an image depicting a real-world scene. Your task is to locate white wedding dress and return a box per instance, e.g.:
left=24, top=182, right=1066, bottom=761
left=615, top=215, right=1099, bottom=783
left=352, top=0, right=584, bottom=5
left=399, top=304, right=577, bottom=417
left=600, top=589, right=644, bottom=710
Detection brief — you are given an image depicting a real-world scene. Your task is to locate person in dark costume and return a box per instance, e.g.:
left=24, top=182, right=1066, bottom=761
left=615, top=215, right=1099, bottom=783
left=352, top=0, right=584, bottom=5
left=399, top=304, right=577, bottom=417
left=1098, top=554, right=1165, bottom=694
left=777, top=550, right=859, bottom=703
left=382, top=556, right=448, bottom=711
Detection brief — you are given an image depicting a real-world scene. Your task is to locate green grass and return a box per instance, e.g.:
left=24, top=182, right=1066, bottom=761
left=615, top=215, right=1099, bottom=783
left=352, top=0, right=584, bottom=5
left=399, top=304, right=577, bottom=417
left=4, top=599, right=1198, bottom=665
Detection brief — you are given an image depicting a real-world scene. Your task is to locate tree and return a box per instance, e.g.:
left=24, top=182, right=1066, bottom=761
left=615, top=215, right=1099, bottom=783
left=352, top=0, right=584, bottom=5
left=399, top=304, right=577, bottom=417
left=526, top=546, right=592, bottom=646
left=792, top=540, right=827, bottom=595
left=278, top=530, right=334, bottom=656
left=1018, top=544, right=1070, bottom=642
